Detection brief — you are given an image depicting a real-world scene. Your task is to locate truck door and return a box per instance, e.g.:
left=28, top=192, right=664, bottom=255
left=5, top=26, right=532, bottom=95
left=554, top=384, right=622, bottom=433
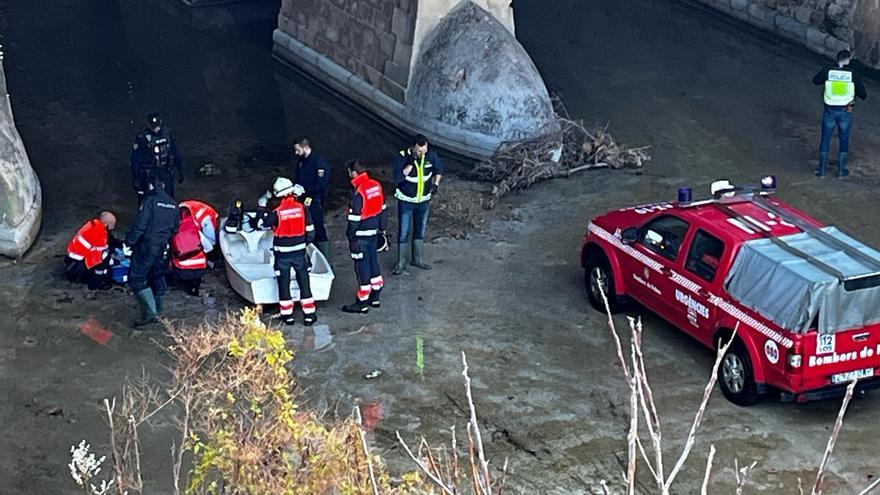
left=620, top=215, right=690, bottom=321
left=676, top=229, right=725, bottom=344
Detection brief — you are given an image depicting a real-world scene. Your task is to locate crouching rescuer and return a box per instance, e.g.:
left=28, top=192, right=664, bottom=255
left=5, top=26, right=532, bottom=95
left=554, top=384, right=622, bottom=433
left=64, top=211, right=118, bottom=290
left=258, top=177, right=318, bottom=326
left=169, top=205, right=208, bottom=296
left=342, top=159, right=386, bottom=314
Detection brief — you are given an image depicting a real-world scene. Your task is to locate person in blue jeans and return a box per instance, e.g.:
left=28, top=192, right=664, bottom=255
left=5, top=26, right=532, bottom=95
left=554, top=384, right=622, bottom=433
left=392, top=134, right=444, bottom=275
left=812, top=50, right=867, bottom=178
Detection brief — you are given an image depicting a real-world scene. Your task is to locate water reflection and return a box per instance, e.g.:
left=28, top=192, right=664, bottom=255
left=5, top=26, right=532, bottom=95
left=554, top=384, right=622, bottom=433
left=284, top=323, right=333, bottom=352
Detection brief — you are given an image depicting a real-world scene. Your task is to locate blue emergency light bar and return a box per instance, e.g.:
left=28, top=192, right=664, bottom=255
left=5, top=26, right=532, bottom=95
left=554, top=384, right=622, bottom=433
left=677, top=187, right=692, bottom=205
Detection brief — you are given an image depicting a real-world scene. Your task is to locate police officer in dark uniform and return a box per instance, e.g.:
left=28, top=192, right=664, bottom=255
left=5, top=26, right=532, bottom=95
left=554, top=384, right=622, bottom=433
left=130, top=112, right=184, bottom=202
left=293, top=138, right=331, bottom=264
left=125, top=174, right=180, bottom=327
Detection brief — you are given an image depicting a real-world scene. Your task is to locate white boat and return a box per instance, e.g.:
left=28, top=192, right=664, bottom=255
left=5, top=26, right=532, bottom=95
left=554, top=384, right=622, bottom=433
left=219, top=216, right=334, bottom=304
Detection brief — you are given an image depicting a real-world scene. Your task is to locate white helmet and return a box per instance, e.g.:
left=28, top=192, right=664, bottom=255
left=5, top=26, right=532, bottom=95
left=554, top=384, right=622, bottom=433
left=273, top=177, right=294, bottom=197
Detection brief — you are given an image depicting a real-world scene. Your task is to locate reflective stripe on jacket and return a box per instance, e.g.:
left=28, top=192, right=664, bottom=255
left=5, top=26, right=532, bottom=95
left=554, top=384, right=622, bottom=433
left=66, top=219, right=109, bottom=269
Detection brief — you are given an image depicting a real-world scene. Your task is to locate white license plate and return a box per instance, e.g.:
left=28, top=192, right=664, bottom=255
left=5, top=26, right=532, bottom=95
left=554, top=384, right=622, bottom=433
left=831, top=368, right=875, bottom=385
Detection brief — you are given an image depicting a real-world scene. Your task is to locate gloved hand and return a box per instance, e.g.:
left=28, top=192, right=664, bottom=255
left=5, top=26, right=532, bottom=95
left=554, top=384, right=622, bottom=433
left=257, top=191, right=270, bottom=208
left=121, top=243, right=132, bottom=257
left=430, top=182, right=439, bottom=195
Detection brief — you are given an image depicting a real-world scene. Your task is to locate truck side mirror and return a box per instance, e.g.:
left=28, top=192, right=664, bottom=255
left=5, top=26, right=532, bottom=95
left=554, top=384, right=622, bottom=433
left=622, top=227, right=638, bottom=244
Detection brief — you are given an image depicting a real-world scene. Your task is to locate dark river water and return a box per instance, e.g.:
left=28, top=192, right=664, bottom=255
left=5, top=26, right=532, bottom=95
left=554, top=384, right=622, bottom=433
left=1, top=0, right=409, bottom=239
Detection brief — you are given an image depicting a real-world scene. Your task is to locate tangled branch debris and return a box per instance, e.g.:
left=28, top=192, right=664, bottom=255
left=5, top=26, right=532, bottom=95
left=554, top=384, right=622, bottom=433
left=472, top=100, right=651, bottom=208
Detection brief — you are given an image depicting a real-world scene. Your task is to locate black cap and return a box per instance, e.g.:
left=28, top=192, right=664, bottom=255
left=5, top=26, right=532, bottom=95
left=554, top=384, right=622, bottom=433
left=147, top=112, right=163, bottom=128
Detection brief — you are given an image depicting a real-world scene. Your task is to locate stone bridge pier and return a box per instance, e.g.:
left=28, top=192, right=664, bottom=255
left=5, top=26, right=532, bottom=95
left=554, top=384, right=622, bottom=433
left=0, top=63, right=41, bottom=259
left=273, top=0, right=558, bottom=159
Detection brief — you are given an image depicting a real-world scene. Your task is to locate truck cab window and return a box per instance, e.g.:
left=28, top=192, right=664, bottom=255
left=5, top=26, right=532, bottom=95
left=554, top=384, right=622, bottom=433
left=685, top=229, right=725, bottom=282
left=638, top=215, right=690, bottom=262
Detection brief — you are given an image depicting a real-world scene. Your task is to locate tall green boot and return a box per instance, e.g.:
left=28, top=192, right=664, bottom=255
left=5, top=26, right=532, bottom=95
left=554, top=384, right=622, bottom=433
left=133, top=289, right=158, bottom=328
left=315, top=241, right=332, bottom=267
left=411, top=240, right=431, bottom=270
left=393, top=243, right=408, bottom=275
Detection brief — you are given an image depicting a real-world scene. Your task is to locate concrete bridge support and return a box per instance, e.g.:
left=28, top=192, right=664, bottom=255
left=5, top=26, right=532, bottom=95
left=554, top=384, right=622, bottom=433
left=0, top=63, right=41, bottom=258
left=273, top=0, right=557, bottom=159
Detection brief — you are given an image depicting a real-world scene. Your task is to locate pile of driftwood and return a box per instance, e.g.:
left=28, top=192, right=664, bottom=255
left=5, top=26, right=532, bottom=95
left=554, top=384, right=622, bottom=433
left=471, top=104, right=651, bottom=208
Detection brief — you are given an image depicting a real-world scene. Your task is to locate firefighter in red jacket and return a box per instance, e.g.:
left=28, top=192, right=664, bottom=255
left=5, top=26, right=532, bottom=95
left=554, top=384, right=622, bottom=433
left=170, top=205, right=208, bottom=296
left=342, top=159, right=387, bottom=313
left=179, top=199, right=219, bottom=265
left=259, top=177, right=317, bottom=326
left=64, top=211, right=118, bottom=290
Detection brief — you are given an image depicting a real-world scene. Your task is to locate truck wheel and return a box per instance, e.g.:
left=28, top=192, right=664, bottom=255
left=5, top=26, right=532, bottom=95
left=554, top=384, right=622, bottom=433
left=717, top=339, right=759, bottom=406
left=584, top=253, right=624, bottom=313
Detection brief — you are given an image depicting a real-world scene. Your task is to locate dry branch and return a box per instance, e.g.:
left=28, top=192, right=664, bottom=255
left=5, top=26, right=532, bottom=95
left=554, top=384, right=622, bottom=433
left=472, top=99, right=650, bottom=207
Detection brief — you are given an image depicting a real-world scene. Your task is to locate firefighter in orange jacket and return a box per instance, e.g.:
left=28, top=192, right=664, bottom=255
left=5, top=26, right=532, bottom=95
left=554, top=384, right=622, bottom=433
left=258, top=177, right=317, bottom=326
left=64, top=211, right=118, bottom=290
left=342, top=159, right=387, bottom=313
left=170, top=205, right=208, bottom=296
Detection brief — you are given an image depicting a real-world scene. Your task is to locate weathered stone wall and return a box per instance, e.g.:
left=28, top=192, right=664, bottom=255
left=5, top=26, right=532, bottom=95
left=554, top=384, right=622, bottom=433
left=695, top=0, right=880, bottom=68
left=0, top=62, right=42, bottom=258
left=277, top=0, right=417, bottom=103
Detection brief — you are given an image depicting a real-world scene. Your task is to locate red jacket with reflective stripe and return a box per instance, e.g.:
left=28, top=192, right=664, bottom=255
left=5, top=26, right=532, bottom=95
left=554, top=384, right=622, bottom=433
left=265, top=196, right=313, bottom=249
left=66, top=218, right=109, bottom=269
left=172, top=250, right=207, bottom=270
left=347, top=172, right=386, bottom=239
left=179, top=200, right=218, bottom=230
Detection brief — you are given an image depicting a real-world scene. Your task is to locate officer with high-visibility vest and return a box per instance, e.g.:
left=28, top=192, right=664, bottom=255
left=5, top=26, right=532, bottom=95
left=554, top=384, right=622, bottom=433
left=64, top=211, right=118, bottom=290
left=812, top=49, right=867, bottom=178
left=342, top=159, right=387, bottom=314
left=392, top=134, right=443, bottom=275
left=258, top=177, right=317, bottom=326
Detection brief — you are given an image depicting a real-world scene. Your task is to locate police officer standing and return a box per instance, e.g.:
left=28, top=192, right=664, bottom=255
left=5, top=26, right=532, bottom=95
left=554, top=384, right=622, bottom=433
left=259, top=177, right=318, bottom=326
left=293, top=138, right=331, bottom=264
left=392, top=134, right=443, bottom=275
left=131, top=112, right=184, bottom=201
left=125, top=174, right=180, bottom=327
left=342, top=159, right=386, bottom=314
left=812, top=49, right=868, bottom=178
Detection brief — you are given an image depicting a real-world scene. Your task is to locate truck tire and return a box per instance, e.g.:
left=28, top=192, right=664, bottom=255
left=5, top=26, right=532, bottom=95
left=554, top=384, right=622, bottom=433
left=717, top=339, right=759, bottom=406
left=584, top=253, right=624, bottom=314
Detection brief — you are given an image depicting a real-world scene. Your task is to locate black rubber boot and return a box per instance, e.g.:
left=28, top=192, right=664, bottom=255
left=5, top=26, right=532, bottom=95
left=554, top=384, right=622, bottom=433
left=132, top=289, right=158, bottom=328
left=342, top=301, right=369, bottom=314
left=392, top=243, right=407, bottom=275
left=303, top=313, right=317, bottom=326
left=368, top=289, right=381, bottom=308
left=282, top=315, right=296, bottom=326
left=410, top=240, right=431, bottom=270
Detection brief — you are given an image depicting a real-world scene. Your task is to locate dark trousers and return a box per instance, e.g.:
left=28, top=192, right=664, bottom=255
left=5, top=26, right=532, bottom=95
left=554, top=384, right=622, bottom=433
left=397, top=200, right=431, bottom=242
left=352, top=236, right=382, bottom=301
left=135, top=168, right=175, bottom=205
left=64, top=256, right=111, bottom=290
left=128, top=245, right=168, bottom=297
left=274, top=250, right=313, bottom=315
left=308, top=200, right=328, bottom=243
left=171, top=266, right=204, bottom=294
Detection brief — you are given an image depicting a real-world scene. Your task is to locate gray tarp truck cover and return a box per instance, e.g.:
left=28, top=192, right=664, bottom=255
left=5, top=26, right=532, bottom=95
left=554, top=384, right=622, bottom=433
left=725, top=226, right=880, bottom=334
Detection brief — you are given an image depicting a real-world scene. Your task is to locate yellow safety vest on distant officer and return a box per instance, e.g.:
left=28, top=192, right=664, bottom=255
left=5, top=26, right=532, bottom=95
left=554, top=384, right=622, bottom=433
left=394, top=149, right=434, bottom=203
left=824, top=69, right=855, bottom=106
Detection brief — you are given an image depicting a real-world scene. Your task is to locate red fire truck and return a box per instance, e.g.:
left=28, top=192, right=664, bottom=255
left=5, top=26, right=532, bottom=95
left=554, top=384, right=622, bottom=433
left=581, top=177, right=880, bottom=405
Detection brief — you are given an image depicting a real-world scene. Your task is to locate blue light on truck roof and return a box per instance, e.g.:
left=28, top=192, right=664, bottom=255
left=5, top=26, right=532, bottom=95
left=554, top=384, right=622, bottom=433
left=678, top=187, right=693, bottom=205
